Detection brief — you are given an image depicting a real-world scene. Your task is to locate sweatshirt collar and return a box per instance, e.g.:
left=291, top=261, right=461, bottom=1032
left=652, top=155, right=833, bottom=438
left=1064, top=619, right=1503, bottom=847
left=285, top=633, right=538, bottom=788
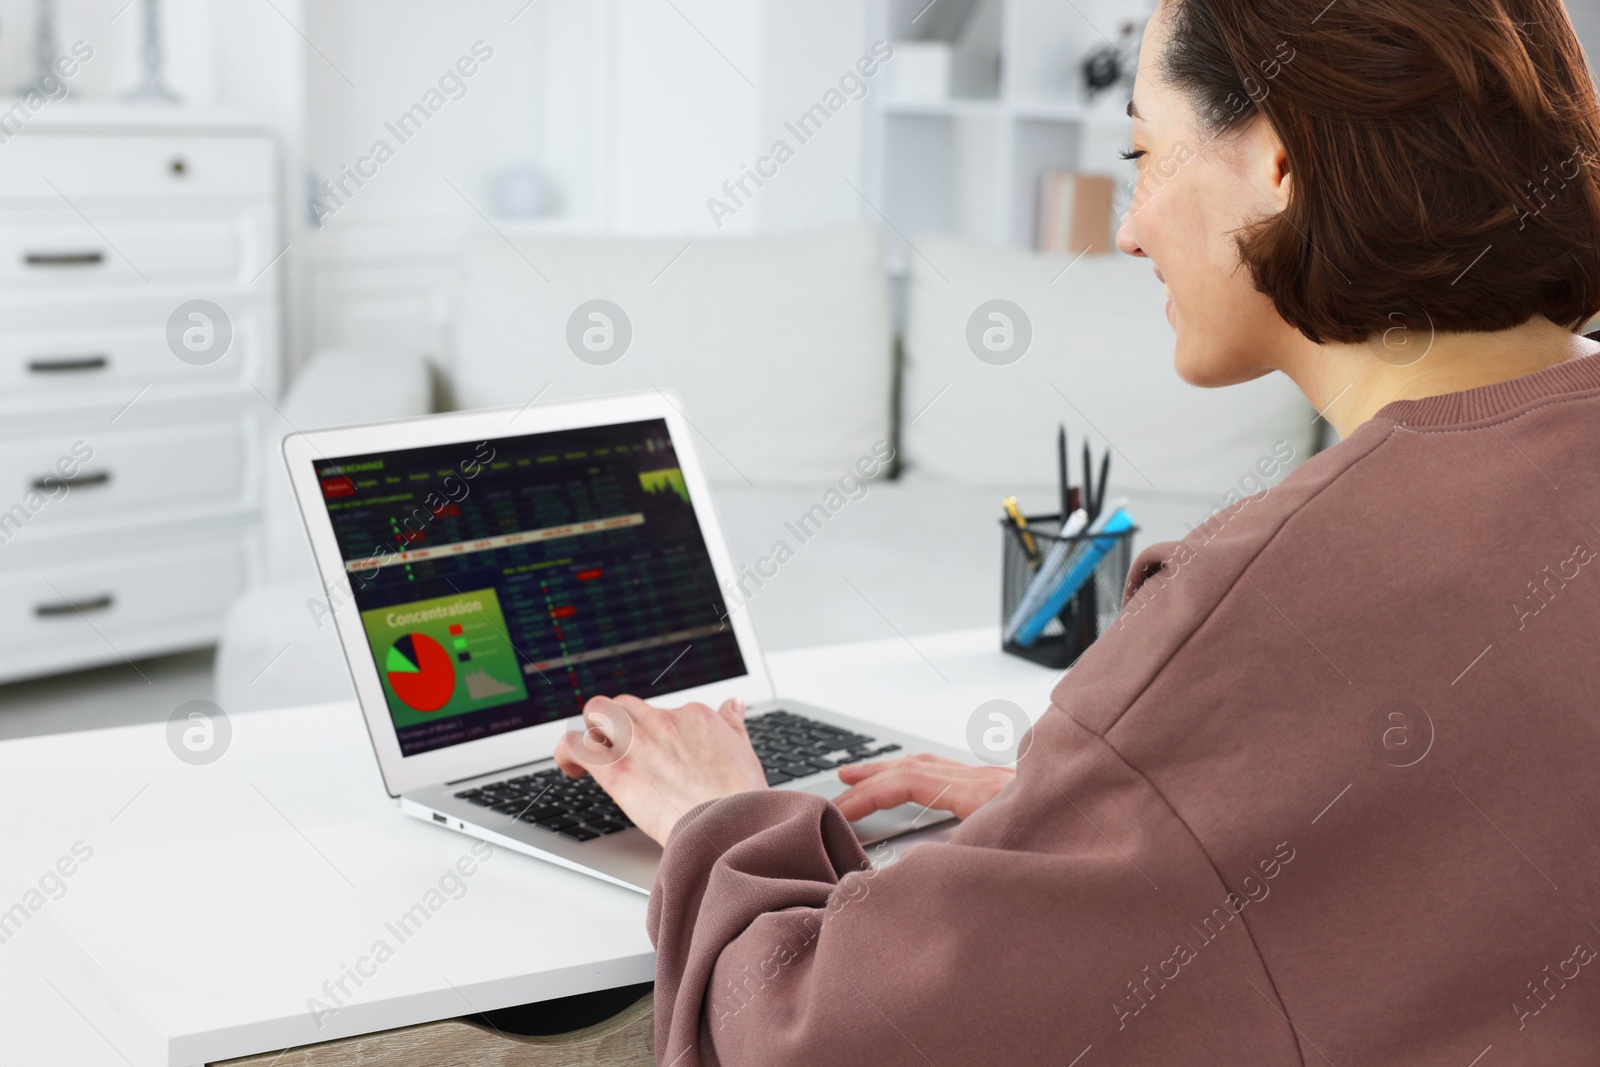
left=1373, top=349, right=1600, bottom=429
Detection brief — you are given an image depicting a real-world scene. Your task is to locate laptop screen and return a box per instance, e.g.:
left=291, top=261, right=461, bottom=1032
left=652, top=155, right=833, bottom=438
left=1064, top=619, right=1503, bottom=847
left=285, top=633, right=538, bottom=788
left=312, top=417, right=747, bottom=758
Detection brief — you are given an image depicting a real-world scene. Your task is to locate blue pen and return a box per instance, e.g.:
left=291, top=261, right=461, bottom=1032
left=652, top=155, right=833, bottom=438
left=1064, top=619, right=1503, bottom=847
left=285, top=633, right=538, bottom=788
left=1003, top=507, right=1090, bottom=643
left=1014, top=505, right=1135, bottom=647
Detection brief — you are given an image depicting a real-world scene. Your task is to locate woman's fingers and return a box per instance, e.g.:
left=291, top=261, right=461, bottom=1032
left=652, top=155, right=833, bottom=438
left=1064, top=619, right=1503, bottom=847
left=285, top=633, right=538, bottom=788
left=716, top=696, right=747, bottom=736
left=836, top=758, right=897, bottom=785
left=832, top=759, right=1015, bottom=822
left=559, top=696, right=637, bottom=774
left=833, top=767, right=958, bottom=821
left=837, top=753, right=987, bottom=785
left=552, top=732, right=582, bottom=777
left=582, top=695, right=632, bottom=745
left=552, top=728, right=600, bottom=779
left=607, top=694, right=658, bottom=729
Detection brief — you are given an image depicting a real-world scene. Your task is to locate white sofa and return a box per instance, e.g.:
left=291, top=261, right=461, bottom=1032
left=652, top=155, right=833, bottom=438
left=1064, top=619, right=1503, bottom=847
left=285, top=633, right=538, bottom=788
left=215, top=223, right=1317, bottom=712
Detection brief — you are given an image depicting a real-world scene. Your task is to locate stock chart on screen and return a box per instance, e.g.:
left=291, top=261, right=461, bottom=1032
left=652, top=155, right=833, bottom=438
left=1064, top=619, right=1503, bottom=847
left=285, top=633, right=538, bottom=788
left=315, top=418, right=746, bottom=757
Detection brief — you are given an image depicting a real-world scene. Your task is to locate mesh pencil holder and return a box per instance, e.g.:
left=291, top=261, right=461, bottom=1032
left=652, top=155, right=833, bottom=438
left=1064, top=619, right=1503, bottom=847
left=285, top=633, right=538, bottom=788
left=999, top=513, right=1138, bottom=669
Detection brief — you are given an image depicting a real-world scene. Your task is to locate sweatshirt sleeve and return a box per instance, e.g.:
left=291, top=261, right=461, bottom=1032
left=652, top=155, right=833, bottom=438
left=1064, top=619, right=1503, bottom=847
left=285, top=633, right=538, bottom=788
left=645, top=707, right=1302, bottom=1066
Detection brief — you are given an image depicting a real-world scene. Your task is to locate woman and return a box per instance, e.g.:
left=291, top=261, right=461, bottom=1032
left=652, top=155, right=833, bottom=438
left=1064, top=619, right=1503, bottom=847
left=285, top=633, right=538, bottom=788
left=556, top=0, right=1600, bottom=1062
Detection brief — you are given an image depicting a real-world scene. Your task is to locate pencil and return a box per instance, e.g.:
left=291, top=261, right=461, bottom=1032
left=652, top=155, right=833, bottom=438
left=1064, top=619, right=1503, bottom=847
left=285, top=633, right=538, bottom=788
left=1003, top=496, right=1041, bottom=565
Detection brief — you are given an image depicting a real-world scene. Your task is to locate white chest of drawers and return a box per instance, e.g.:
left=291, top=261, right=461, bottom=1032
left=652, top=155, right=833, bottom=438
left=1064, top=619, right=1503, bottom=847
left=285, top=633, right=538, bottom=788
left=0, top=108, right=281, bottom=684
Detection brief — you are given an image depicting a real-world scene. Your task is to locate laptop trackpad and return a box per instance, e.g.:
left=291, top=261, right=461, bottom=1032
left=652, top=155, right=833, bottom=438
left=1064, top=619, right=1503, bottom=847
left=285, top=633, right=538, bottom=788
left=799, top=777, right=954, bottom=845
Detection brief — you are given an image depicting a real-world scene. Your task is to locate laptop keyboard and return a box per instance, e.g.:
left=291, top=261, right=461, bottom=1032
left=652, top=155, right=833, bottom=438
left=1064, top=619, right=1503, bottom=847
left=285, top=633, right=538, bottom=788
left=452, top=709, right=902, bottom=843
left=745, top=709, right=900, bottom=784
left=456, top=767, right=629, bottom=842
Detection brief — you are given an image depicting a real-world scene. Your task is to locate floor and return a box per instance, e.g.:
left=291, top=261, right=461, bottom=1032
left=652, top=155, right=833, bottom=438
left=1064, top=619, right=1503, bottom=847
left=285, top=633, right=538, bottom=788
left=0, top=648, right=217, bottom=742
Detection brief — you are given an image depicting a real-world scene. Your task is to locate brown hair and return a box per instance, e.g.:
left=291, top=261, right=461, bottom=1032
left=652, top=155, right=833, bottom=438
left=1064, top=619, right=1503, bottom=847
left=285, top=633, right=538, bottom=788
left=1160, top=0, right=1600, bottom=344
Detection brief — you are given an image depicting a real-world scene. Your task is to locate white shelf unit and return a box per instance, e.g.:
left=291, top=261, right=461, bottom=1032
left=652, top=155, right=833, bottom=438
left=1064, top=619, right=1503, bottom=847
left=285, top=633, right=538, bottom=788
left=0, top=108, right=282, bottom=684
left=865, top=0, right=1154, bottom=272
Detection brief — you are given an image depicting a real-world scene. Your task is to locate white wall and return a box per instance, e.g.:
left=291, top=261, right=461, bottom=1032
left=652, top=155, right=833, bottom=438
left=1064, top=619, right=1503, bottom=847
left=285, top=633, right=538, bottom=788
left=290, top=0, right=870, bottom=237
left=1569, top=0, right=1600, bottom=66
left=284, top=0, right=874, bottom=372
left=755, top=0, right=875, bottom=232
left=303, top=0, right=545, bottom=228
left=609, top=0, right=764, bottom=234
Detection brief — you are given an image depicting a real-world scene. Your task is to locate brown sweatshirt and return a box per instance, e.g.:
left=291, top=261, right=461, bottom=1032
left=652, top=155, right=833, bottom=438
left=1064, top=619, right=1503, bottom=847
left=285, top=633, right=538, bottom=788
left=647, top=353, right=1600, bottom=1066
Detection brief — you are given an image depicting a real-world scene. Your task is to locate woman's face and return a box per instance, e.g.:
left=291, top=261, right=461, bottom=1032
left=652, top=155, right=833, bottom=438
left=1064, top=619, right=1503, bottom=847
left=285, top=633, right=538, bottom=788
left=1115, top=1, right=1297, bottom=386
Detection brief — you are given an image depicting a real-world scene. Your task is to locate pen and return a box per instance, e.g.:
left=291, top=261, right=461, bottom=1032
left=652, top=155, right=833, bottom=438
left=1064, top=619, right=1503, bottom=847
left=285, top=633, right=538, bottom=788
left=1003, top=507, right=1091, bottom=643
left=1003, top=496, right=1041, bottom=565
left=1015, top=502, right=1135, bottom=647
left=1094, top=450, right=1111, bottom=520
left=1082, top=441, right=1093, bottom=523
left=1057, top=425, right=1070, bottom=523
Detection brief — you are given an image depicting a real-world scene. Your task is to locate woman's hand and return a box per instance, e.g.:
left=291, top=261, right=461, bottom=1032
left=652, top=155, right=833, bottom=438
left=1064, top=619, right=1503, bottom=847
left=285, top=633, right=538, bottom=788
left=552, top=694, right=768, bottom=845
left=832, top=753, right=1014, bottom=822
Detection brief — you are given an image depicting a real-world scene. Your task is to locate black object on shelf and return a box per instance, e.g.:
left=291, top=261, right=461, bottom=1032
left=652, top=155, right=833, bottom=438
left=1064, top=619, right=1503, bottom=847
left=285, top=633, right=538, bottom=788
left=1080, top=20, right=1144, bottom=103
left=999, top=511, right=1138, bottom=670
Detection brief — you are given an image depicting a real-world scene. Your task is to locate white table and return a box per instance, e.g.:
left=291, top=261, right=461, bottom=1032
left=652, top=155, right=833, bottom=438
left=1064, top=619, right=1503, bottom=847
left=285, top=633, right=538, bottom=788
left=0, top=626, right=1062, bottom=1066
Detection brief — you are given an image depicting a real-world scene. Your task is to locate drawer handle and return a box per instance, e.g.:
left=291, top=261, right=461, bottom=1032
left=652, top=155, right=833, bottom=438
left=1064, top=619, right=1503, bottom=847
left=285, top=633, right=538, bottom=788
left=24, top=251, right=105, bottom=267
left=36, top=595, right=114, bottom=617
left=33, top=470, right=109, bottom=491
left=28, top=355, right=109, bottom=373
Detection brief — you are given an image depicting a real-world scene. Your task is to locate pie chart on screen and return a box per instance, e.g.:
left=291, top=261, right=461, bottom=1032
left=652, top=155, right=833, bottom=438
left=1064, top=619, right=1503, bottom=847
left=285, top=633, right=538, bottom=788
left=385, top=633, right=455, bottom=712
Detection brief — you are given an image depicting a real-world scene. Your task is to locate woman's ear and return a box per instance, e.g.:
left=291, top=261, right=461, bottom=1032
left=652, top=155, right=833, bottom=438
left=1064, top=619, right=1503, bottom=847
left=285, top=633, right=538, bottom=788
left=1269, top=142, right=1292, bottom=212
left=1238, top=114, right=1292, bottom=213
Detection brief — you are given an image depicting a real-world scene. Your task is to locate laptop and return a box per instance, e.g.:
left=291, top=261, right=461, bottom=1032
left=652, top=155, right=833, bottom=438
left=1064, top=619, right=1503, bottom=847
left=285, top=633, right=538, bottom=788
left=282, top=390, right=962, bottom=893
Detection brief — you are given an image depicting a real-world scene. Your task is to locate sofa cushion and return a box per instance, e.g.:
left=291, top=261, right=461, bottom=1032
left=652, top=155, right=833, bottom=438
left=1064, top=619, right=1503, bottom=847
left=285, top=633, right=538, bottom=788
left=900, top=235, right=1317, bottom=497
left=265, top=348, right=434, bottom=585
left=450, top=223, right=893, bottom=485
